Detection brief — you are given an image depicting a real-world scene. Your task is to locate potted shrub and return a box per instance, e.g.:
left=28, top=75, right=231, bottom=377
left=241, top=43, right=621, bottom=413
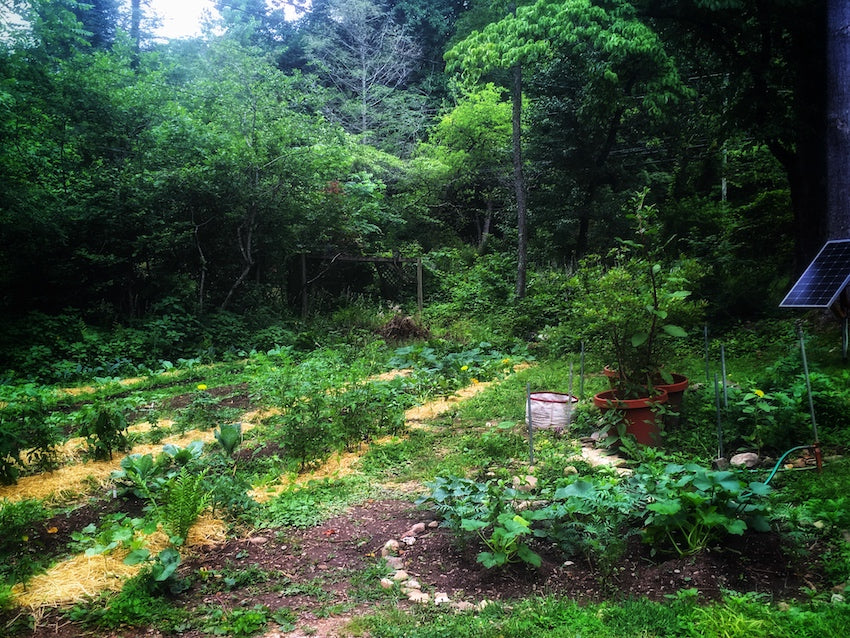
left=570, top=190, right=704, bottom=444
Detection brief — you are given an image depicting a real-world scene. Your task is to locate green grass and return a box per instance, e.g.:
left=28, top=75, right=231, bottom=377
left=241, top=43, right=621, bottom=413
left=352, top=593, right=850, bottom=638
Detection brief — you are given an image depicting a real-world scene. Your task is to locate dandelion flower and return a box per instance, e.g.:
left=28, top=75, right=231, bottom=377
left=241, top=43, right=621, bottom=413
left=753, top=389, right=765, bottom=398
left=460, top=365, right=469, bottom=371
left=197, top=384, right=208, bottom=391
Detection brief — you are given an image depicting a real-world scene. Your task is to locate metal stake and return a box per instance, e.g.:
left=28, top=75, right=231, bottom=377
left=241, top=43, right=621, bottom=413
left=798, top=325, right=820, bottom=443
left=714, top=373, right=724, bottom=460
left=526, top=382, right=534, bottom=465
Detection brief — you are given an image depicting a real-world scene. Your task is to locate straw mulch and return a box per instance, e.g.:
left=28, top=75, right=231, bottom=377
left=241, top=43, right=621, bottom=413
left=12, top=514, right=226, bottom=610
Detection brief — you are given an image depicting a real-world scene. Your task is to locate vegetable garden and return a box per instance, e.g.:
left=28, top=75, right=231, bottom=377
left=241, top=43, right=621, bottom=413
left=1, top=319, right=849, bottom=637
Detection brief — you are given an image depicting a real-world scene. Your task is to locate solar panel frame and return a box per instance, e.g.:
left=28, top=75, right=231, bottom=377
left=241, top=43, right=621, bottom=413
left=780, top=239, right=850, bottom=309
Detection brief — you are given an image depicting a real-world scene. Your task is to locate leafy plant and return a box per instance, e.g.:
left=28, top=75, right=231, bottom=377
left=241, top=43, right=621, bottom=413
left=463, top=511, right=541, bottom=568
left=198, top=604, right=273, bottom=637
left=568, top=190, right=703, bottom=397
left=0, top=385, right=60, bottom=483
left=634, top=463, right=771, bottom=556
left=160, top=467, right=210, bottom=543
left=215, top=422, right=243, bottom=456
left=74, top=401, right=130, bottom=460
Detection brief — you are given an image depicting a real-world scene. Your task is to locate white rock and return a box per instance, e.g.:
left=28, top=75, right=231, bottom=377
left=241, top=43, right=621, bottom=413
left=453, top=601, right=476, bottom=612
left=408, top=591, right=430, bottom=604
left=730, top=452, right=760, bottom=468
left=477, top=599, right=494, bottom=611
left=401, top=536, right=416, bottom=546
left=406, top=522, right=426, bottom=536
left=428, top=520, right=440, bottom=528
left=379, top=578, right=395, bottom=589
left=434, top=592, right=451, bottom=605
left=403, top=579, right=421, bottom=590
left=392, top=570, right=409, bottom=581
left=247, top=536, right=269, bottom=544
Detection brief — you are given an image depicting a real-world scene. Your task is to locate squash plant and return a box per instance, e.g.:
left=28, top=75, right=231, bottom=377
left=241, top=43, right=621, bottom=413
left=633, top=463, right=772, bottom=556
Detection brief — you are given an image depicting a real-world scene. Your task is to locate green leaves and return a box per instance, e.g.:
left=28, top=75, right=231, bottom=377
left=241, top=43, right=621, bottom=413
left=635, top=463, right=772, bottom=556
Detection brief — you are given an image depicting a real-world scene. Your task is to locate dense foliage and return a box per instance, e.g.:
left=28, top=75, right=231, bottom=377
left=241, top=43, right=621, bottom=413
left=0, top=0, right=828, bottom=381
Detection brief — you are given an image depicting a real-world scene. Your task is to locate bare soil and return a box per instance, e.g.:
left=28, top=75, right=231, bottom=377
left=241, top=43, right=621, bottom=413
left=12, top=495, right=822, bottom=638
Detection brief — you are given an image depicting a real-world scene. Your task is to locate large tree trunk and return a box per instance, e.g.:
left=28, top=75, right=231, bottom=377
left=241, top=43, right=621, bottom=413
left=827, top=0, right=850, bottom=240
left=512, top=63, right=527, bottom=299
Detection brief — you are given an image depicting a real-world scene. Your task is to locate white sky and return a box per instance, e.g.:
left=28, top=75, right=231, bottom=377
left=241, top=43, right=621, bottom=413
left=148, top=0, right=220, bottom=40
left=148, top=1, right=306, bottom=40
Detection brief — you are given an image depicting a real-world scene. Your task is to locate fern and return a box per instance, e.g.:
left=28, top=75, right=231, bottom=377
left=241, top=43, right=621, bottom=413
left=161, top=468, right=210, bottom=542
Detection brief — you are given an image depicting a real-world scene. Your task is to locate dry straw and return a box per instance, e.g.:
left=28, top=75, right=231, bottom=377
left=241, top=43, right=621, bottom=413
left=12, top=514, right=226, bottom=610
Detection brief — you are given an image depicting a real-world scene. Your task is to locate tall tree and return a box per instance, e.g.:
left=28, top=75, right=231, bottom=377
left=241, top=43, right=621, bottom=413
left=304, top=0, right=423, bottom=151
left=446, top=0, right=685, bottom=285
left=827, top=0, right=850, bottom=240
left=638, top=0, right=827, bottom=271
left=71, top=0, right=120, bottom=48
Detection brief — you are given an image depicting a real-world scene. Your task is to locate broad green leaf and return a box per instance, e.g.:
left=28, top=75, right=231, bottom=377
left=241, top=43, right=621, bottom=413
left=662, top=324, right=688, bottom=338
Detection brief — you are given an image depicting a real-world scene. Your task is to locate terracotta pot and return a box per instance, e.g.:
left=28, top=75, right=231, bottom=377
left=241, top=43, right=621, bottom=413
left=602, top=365, right=622, bottom=388
left=655, top=373, right=689, bottom=427
left=592, top=388, right=669, bottom=446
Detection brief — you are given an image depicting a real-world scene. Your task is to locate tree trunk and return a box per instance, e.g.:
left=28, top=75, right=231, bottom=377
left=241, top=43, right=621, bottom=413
left=478, top=199, right=493, bottom=255
left=512, top=63, right=527, bottom=299
left=130, top=0, right=141, bottom=69
left=828, top=0, right=850, bottom=240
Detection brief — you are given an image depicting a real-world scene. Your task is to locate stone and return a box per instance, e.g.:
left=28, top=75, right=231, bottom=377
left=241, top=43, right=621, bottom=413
left=247, top=536, right=269, bottom=544
left=379, top=578, right=395, bottom=589
left=401, top=536, right=416, bottom=546
left=453, top=601, right=476, bottom=612
left=406, top=522, right=426, bottom=536
left=403, top=579, right=421, bottom=590
left=408, top=591, right=430, bottom=604
left=434, top=592, right=451, bottom=605
left=712, top=457, right=730, bottom=470
left=381, top=539, right=400, bottom=556
left=563, top=465, right=579, bottom=476
left=384, top=556, right=404, bottom=569
left=477, top=599, right=494, bottom=611
left=392, top=570, right=409, bottom=581
left=730, top=452, right=760, bottom=468
left=427, top=520, right=440, bottom=528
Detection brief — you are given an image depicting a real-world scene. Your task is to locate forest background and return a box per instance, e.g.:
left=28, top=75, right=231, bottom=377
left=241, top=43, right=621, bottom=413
left=0, top=0, right=836, bottom=382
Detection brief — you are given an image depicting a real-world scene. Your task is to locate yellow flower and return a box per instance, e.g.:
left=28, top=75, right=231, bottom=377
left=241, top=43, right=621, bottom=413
left=460, top=365, right=469, bottom=371
left=753, top=389, right=765, bottom=398
left=502, top=358, right=511, bottom=364
left=471, top=378, right=480, bottom=384
left=197, top=384, right=208, bottom=391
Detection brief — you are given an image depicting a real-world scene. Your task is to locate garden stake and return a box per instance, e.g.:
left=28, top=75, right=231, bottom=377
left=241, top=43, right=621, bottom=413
left=714, top=373, right=725, bottom=462
left=797, top=325, right=822, bottom=472
left=704, top=324, right=710, bottom=383
left=568, top=361, right=574, bottom=404
left=720, top=343, right=729, bottom=408
left=579, top=341, right=585, bottom=400
left=526, top=382, right=535, bottom=465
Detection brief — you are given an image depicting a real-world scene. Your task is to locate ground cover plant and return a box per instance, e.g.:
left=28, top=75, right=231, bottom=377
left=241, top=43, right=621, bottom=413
left=0, top=319, right=848, bottom=638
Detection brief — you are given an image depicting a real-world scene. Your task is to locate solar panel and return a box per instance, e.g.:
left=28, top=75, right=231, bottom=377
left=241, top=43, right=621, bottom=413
left=780, top=239, right=850, bottom=308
